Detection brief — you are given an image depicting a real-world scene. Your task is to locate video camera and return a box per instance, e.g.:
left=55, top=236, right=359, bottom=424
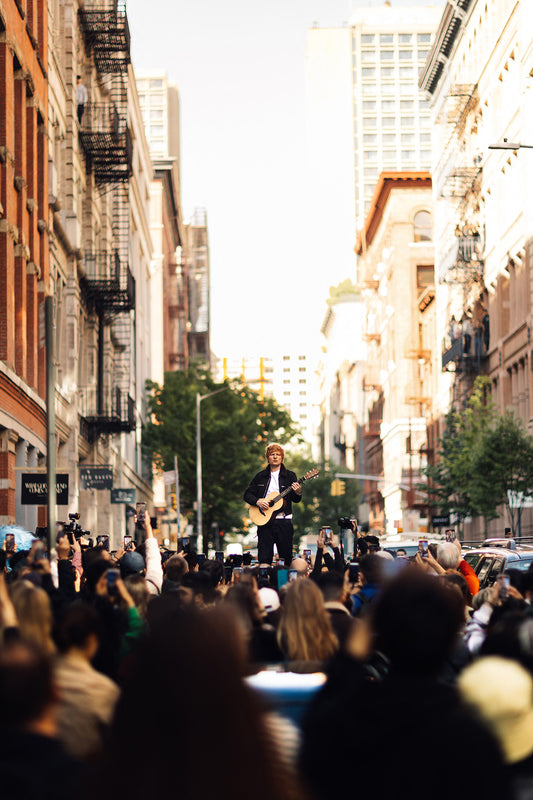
left=338, top=517, right=357, bottom=531
left=59, top=512, right=90, bottom=543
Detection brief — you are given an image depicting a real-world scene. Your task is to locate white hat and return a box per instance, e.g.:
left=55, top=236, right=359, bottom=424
left=258, top=586, right=280, bottom=613
left=458, top=656, right=533, bottom=764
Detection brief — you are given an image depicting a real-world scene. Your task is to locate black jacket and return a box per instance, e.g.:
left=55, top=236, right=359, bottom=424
left=243, top=463, right=302, bottom=518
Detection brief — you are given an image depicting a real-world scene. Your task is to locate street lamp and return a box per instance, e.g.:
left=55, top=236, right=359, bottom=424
left=196, top=387, right=228, bottom=551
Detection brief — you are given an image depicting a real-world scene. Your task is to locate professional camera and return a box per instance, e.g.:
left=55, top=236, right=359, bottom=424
left=338, top=517, right=356, bottom=530
left=60, top=512, right=90, bottom=543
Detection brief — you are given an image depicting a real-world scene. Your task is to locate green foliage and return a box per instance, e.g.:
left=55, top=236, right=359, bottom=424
left=421, top=375, right=533, bottom=536
left=287, top=453, right=362, bottom=541
left=142, top=363, right=301, bottom=537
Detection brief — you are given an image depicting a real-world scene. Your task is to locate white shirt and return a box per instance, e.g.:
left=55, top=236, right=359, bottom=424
left=77, top=83, right=88, bottom=104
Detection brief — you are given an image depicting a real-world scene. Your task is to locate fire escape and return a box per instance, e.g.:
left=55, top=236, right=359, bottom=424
left=436, top=84, right=487, bottom=398
left=78, top=1, right=135, bottom=441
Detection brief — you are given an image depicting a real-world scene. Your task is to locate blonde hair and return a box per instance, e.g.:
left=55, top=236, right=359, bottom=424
left=277, top=579, right=338, bottom=662
left=10, top=580, right=56, bottom=655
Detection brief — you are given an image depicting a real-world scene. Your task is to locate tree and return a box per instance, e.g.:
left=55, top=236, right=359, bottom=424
left=472, top=411, right=533, bottom=538
left=421, top=376, right=533, bottom=538
left=142, top=364, right=301, bottom=537
left=421, top=376, right=498, bottom=535
left=287, top=453, right=362, bottom=542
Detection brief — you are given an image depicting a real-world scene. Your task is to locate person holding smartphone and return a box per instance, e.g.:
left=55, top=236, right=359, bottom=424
left=311, top=528, right=345, bottom=579
left=243, top=443, right=302, bottom=565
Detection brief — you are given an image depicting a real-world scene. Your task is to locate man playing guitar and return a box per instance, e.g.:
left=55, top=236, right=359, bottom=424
left=244, top=443, right=302, bottom=565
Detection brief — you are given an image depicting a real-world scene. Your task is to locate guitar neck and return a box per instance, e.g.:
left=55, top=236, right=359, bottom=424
left=271, top=475, right=307, bottom=505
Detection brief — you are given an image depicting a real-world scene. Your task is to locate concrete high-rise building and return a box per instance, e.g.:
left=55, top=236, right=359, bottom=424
left=306, top=4, right=442, bottom=277
left=217, top=355, right=319, bottom=451
left=136, top=72, right=190, bottom=373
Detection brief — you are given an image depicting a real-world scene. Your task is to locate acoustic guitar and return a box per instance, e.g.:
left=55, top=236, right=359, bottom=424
left=248, top=468, right=319, bottom=526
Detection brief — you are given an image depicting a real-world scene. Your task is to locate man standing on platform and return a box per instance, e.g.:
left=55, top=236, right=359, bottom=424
left=244, top=444, right=302, bottom=565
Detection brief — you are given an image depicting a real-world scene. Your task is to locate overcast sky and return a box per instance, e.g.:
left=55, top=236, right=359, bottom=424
left=127, top=0, right=445, bottom=359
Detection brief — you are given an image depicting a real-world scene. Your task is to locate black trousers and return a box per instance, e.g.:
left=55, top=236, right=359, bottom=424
left=258, top=518, right=294, bottom=565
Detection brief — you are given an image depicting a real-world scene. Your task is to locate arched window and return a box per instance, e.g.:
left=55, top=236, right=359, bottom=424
left=413, top=210, right=432, bottom=242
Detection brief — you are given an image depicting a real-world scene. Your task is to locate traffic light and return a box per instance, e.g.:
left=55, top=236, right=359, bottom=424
left=331, top=479, right=346, bottom=496
left=170, top=492, right=177, bottom=510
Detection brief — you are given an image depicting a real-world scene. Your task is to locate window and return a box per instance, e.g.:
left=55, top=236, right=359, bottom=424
left=363, top=100, right=377, bottom=111
left=417, top=33, right=431, bottom=43
left=401, top=133, right=415, bottom=144
left=150, top=79, right=163, bottom=89
left=381, top=50, right=394, bottom=61
left=363, top=117, right=377, bottom=128
left=420, top=132, right=431, bottom=144
left=380, top=33, right=394, bottom=43
left=364, top=167, right=378, bottom=178
left=382, top=100, right=395, bottom=111
left=364, top=150, right=378, bottom=161
left=400, top=67, right=414, bottom=78
left=399, top=34, right=412, bottom=43
left=382, top=133, right=396, bottom=143
left=419, top=115, right=431, bottom=127
left=150, top=125, right=164, bottom=136
left=414, top=210, right=433, bottom=242
left=400, top=84, right=413, bottom=95
left=361, top=34, right=375, bottom=44
left=417, top=264, right=434, bottom=289
left=364, top=183, right=376, bottom=196
left=362, top=84, right=376, bottom=95
left=382, top=84, right=396, bottom=95
left=401, top=117, right=415, bottom=128
left=361, top=50, right=376, bottom=62
left=150, top=109, right=164, bottom=120
left=418, top=50, right=430, bottom=60
left=383, top=150, right=397, bottom=163
left=382, top=117, right=396, bottom=128
left=363, top=133, right=377, bottom=144
left=401, top=149, right=416, bottom=160
left=399, top=50, right=413, bottom=60
left=400, top=100, right=414, bottom=110
left=381, top=67, right=394, bottom=78
left=421, top=150, right=432, bottom=162
left=362, top=67, right=376, bottom=78
left=418, top=99, right=430, bottom=110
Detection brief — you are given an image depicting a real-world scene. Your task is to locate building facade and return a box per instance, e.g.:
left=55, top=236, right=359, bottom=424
left=356, top=172, right=435, bottom=535
left=0, top=0, right=49, bottom=527
left=421, top=0, right=533, bottom=538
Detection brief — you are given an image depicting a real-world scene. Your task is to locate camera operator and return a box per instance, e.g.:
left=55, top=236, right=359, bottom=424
left=310, top=527, right=345, bottom=580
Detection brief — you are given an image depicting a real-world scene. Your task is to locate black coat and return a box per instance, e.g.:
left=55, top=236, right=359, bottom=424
left=243, top=463, right=302, bottom=518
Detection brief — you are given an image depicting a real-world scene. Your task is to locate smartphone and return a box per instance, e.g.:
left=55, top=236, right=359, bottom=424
left=97, top=534, right=110, bottom=551
left=34, top=542, right=48, bottom=561
left=497, top=574, right=510, bottom=599
left=197, top=553, right=206, bottom=566
left=323, top=527, right=333, bottom=543
left=259, top=566, right=269, bottom=579
left=224, top=565, right=233, bottom=584
left=288, top=569, right=298, bottom=582
left=4, top=533, right=15, bottom=553
left=123, top=535, right=133, bottom=552
left=445, top=529, right=456, bottom=542
left=215, top=551, right=224, bottom=562
left=348, top=562, right=359, bottom=583
left=181, top=537, right=190, bottom=550
left=278, top=558, right=285, bottom=567
left=233, top=567, right=243, bottom=583
left=136, top=502, right=146, bottom=527
left=303, top=548, right=312, bottom=562
left=106, top=568, right=120, bottom=595
left=418, top=538, right=429, bottom=558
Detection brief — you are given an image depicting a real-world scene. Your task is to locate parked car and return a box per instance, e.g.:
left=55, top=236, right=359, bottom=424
left=462, top=538, right=533, bottom=589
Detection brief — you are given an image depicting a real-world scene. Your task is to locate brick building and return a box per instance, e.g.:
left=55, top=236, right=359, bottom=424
left=0, top=0, right=49, bottom=526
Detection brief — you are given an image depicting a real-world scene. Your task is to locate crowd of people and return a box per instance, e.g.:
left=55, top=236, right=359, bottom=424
left=1, top=512, right=533, bottom=800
